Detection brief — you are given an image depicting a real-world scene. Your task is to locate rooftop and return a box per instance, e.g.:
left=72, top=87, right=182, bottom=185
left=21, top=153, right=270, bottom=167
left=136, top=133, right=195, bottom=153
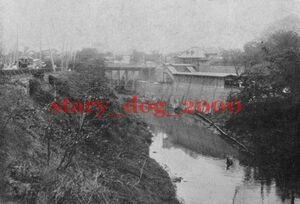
left=167, top=64, right=197, bottom=73
left=165, top=63, right=238, bottom=78
left=177, top=47, right=219, bottom=59
left=177, top=47, right=207, bottom=59
left=173, top=72, right=237, bottom=78
left=198, top=65, right=239, bottom=74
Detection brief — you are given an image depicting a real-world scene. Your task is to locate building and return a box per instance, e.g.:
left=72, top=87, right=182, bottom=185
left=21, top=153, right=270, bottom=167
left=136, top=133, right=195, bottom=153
left=175, top=47, right=220, bottom=70
left=154, top=63, right=196, bottom=83
left=113, top=55, right=131, bottom=64
left=157, top=63, right=238, bottom=88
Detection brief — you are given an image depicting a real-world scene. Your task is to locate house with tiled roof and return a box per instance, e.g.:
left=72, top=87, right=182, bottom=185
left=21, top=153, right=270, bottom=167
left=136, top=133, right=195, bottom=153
left=175, top=47, right=220, bottom=70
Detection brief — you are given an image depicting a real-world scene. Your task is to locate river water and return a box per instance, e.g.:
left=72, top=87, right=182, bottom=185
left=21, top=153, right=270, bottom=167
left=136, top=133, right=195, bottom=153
left=143, top=115, right=299, bottom=204
left=133, top=81, right=300, bottom=204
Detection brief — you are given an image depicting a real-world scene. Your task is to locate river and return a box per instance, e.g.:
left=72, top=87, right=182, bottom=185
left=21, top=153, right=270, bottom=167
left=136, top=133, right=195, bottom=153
left=142, top=115, right=299, bottom=204
left=132, top=81, right=300, bottom=204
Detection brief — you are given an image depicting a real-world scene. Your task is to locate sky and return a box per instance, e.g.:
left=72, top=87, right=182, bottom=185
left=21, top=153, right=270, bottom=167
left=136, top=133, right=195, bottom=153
left=1, top=0, right=300, bottom=54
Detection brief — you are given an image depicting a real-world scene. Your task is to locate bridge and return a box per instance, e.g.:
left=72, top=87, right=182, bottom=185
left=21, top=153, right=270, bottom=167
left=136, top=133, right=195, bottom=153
left=0, top=65, right=157, bottom=90
left=0, top=68, right=53, bottom=76
left=104, top=65, right=156, bottom=88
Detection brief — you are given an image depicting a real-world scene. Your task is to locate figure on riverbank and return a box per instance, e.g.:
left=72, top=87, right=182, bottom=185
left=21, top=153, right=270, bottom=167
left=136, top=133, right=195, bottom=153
left=226, top=156, right=233, bottom=169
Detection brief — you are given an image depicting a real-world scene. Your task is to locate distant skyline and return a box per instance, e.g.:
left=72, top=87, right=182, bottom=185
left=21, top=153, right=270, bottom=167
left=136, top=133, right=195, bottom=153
left=1, top=0, right=300, bottom=54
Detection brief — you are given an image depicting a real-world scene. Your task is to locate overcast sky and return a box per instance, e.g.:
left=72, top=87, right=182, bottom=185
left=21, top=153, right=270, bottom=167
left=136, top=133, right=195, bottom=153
left=1, top=0, right=300, bottom=54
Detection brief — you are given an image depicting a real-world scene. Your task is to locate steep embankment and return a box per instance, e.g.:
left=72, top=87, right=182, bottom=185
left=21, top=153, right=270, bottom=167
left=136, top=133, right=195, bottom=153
left=0, top=71, right=179, bottom=204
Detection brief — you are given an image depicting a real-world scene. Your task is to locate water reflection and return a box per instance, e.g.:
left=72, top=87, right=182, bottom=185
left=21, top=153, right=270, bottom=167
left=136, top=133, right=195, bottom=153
left=149, top=115, right=239, bottom=159
left=144, top=115, right=300, bottom=204
left=133, top=81, right=300, bottom=203
left=135, top=81, right=234, bottom=103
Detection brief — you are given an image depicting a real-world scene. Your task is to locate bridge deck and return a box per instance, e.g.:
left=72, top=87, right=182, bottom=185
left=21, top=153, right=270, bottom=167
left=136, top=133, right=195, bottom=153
left=0, top=68, right=52, bottom=76
left=104, top=66, right=155, bottom=71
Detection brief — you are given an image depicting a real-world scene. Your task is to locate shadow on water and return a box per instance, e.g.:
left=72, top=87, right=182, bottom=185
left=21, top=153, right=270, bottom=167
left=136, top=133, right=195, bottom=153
left=129, top=81, right=300, bottom=203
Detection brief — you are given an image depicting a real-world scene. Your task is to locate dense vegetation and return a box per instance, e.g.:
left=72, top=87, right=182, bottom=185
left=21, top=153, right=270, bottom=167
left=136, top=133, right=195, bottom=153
left=226, top=31, right=300, bottom=169
left=0, top=53, right=178, bottom=203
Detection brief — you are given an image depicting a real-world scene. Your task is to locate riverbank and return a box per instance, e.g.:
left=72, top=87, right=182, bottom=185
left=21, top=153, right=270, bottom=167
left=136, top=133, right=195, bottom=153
left=192, top=112, right=254, bottom=154
left=0, top=71, right=179, bottom=203
left=116, top=90, right=254, bottom=154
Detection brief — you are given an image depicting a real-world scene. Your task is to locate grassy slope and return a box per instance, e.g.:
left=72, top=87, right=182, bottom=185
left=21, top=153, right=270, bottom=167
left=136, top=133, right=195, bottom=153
left=0, top=72, right=179, bottom=204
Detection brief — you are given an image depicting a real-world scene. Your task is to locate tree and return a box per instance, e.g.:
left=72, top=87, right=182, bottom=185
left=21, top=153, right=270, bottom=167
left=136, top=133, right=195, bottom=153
left=145, top=51, right=163, bottom=63
left=73, top=48, right=105, bottom=70
left=227, top=31, right=300, bottom=161
left=130, top=49, right=144, bottom=64
left=221, top=49, right=245, bottom=76
left=44, top=68, right=119, bottom=170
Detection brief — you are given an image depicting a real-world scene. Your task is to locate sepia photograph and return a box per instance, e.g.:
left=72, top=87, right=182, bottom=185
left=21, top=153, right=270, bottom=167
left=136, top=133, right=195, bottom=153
left=0, top=0, right=300, bottom=203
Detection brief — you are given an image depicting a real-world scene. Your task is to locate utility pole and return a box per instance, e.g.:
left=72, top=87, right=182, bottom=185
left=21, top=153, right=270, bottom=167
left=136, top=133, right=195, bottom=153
left=39, top=29, right=42, bottom=61
left=47, top=38, right=55, bottom=72
left=16, top=25, right=19, bottom=69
